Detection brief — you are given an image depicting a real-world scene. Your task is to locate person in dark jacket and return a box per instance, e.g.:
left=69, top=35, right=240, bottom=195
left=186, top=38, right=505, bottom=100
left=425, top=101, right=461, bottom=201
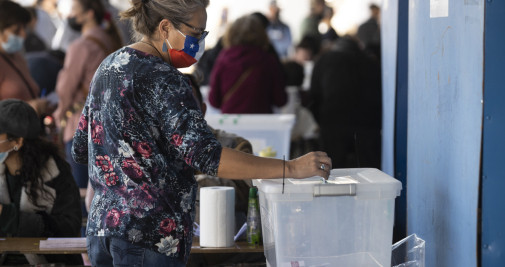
left=309, top=36, right=381, bottom=169
left=357, top=4, right=381, bottom=60
left=0, top=99, right=82, bottom=265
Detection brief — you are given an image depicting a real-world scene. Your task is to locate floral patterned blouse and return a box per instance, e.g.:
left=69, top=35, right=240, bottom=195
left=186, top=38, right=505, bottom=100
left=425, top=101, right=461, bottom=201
left=72, top=47, right=222, bottom=262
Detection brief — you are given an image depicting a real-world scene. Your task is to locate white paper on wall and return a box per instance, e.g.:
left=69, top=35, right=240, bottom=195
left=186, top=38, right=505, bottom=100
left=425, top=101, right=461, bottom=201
left=430, top=0, right=449, bottom=18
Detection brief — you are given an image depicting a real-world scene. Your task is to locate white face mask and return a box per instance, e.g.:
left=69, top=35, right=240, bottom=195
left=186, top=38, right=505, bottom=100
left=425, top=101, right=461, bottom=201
left=0, top=152, right=9, bottom=164
left=0, top=139, right=14, bottom=164
left=1, top=32, right=25, bottom=54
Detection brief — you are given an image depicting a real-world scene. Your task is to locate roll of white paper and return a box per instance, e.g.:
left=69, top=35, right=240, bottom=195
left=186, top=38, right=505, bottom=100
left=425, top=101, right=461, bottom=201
left=199, top=186, right=235, bottom=247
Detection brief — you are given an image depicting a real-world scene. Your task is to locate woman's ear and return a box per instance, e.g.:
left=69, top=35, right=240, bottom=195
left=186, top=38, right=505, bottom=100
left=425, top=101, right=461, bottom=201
left=13, top=137, right=24, bottom=151
left=158, top=19, right=173, bottom=39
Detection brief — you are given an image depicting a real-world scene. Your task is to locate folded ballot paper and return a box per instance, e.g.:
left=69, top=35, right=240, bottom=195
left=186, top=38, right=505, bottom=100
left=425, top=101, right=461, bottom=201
left=39, top=237, right=86, bottom=249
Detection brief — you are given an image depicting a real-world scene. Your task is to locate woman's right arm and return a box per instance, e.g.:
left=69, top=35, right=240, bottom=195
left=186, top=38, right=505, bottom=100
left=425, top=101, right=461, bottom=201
left=217, top=147, right=332, bottom=180
left=154, top=74, right=331, bottom=180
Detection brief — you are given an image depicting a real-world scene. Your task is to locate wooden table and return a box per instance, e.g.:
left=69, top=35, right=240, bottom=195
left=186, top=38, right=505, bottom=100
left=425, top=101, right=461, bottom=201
left=0, top=238, right=263, bottom=255
left=0, top=238, right=85, bottom=255
left=191, top=241, right=263, bottom=254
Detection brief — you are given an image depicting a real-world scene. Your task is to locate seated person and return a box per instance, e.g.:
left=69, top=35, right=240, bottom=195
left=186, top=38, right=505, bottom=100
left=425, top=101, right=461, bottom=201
left=0, top=99, right=82, bottom=265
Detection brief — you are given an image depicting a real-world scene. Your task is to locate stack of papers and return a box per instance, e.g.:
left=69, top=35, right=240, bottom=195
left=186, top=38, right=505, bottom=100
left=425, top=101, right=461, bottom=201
left=39, top=238, right=86, bottom=249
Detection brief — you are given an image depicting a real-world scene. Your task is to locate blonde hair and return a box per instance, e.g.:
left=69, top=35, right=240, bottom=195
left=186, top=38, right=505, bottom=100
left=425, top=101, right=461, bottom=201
left=222, top=15, right=270, bottom=50
left=120, top=0, right=209, bottom=40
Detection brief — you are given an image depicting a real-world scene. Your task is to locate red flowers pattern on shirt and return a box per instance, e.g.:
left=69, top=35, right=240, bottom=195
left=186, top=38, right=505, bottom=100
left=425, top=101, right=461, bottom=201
left=171, top=134, right=183, bottom=147
left=159, top=218, right=177, bottom=236
left=105, top=208, right=122, bottom=228
left=121, top=158, right=143, bottom=180
left=71, top=47, right=222, bottom=263
left=134, top=141, right=152, bottom=158
left=78, top=114, right=87, bottom=131
left=96, top=155, right=119, bottom=186
left=91, top=120, right=104, bottom=145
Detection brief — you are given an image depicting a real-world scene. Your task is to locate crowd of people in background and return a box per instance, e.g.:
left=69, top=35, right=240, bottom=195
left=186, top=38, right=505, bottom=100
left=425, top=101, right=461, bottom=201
left=0, top=0, right=381, bottom=265
left=198, top=0, right=382, bottom=168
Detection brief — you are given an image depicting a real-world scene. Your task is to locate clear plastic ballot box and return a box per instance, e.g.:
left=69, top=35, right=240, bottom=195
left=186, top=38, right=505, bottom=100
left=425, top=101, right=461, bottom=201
left=205, top=114, right=295, bottom=159
left=254, top=168, right=402, bottom=267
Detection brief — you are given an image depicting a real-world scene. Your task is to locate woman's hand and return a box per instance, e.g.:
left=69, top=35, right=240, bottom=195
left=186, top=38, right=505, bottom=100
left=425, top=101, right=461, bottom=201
left=287, top=151, right=332, bottom=180
left=217, top=148, right=332, bottom=180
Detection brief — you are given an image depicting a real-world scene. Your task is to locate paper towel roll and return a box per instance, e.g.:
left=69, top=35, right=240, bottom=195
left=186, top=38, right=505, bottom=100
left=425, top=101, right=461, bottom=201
left=199, top=186, right=235, bottom=247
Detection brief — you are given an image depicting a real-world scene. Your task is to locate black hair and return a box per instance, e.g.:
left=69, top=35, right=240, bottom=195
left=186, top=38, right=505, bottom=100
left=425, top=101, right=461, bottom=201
left=297, top=34, right=322, bottom=57
left=0, top=0, right=31, bottom=32
left=334, top=35, right=362, bottom=53
left=26, top=6, right=38, bottom=20
left=370, top=4, right=380, bottom=10
left=7, top=134, right=63, bottom=209
left=251, top=12, right=270, bottom=29
left=283, top=61, right=304, bottom=86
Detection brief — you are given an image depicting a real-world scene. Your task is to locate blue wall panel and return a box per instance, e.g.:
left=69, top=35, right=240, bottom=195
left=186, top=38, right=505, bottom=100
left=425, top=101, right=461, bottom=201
left=381, top=0, right=398, bottom=176
left=482, top=0, right=505, bottom=266
left=393, top=0, right=409, bottom=241
left=407, top=1, right=483, bottom=266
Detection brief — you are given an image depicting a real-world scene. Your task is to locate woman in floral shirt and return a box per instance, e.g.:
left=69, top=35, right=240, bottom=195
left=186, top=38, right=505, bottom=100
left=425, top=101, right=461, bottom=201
left=72, top=0, right=332, bottom=266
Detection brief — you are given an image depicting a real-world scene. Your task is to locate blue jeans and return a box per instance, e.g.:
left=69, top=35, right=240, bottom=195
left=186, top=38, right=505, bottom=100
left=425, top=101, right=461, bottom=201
left=87, top=236, right=186, bottom=267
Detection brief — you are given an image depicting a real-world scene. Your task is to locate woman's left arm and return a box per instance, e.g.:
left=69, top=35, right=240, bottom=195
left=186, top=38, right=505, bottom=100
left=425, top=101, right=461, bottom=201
left=72, top=102, right=90, bottom=164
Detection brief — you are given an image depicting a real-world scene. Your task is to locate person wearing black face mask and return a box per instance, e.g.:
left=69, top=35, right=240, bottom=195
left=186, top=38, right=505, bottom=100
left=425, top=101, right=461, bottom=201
left=67, top=15, right=84, bottom=33
left=52, top=0, right=123, bottom=235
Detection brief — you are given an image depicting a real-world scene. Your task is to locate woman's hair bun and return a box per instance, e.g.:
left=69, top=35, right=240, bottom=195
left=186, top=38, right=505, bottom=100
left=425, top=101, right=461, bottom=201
left=131, top=0, right=148, bottom=5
